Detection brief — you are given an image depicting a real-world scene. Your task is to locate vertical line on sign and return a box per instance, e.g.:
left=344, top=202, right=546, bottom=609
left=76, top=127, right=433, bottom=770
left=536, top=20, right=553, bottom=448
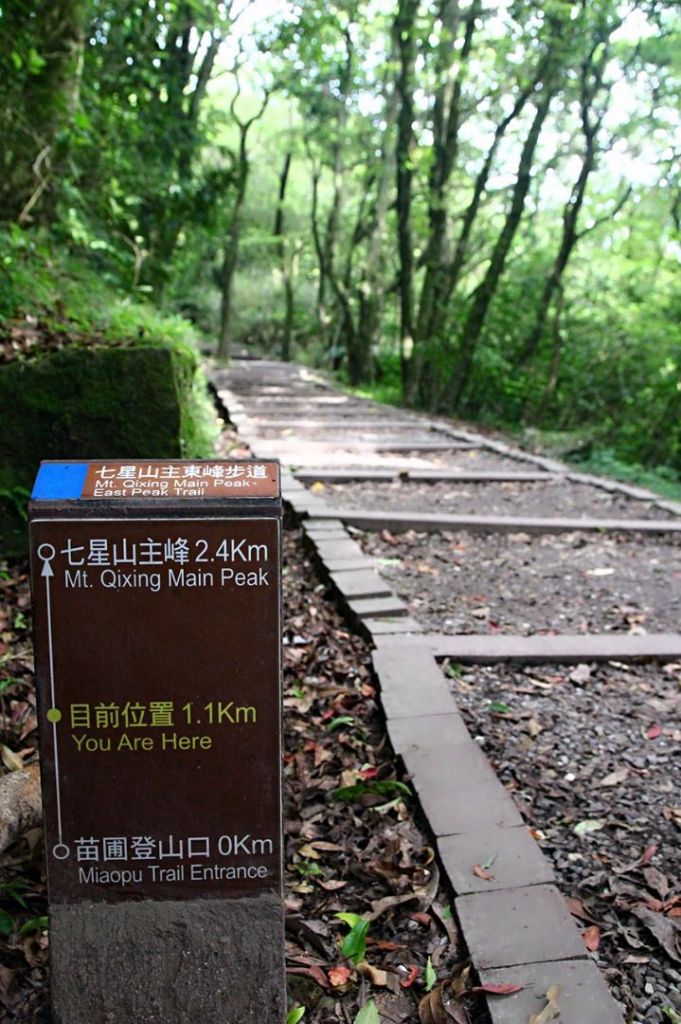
left=45, top=572, right=64, bottom=844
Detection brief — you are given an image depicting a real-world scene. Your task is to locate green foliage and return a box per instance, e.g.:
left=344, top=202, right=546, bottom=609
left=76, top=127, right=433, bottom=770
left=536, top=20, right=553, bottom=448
left=336, top=913, right=371, bottom=964
left=0, top=241, right=218, bottom=555
left=287, top=1008, right=306, bottom=1024
left=0, top=878, right=42, bottom=937
left=568, top=450, right=681, bottom=501
left=1, top=0, right=680, bottom=490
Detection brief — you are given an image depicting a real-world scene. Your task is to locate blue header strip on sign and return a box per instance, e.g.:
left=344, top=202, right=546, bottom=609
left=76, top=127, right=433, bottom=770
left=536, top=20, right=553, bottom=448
left=32, top=463, right=88, bottom=500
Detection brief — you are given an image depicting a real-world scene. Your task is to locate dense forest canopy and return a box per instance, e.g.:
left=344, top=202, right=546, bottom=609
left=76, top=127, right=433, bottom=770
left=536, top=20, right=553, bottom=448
left=1, top=0, right=680, bottom=476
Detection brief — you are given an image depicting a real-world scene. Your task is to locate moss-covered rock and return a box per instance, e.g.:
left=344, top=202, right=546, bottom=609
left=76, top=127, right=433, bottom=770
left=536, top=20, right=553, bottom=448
left=0, top=341, right=217, bottom=556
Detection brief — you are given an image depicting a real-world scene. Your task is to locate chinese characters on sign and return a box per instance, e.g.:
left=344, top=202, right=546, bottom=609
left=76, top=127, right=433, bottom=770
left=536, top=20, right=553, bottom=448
left=81, top=460, right=278, bottom=498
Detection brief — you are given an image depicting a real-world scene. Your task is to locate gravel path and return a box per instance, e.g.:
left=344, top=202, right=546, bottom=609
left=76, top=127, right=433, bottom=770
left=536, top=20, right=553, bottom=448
left=297, top=448, right=540, bottom=473
left=446, top=659, right=681, bottom=1024
left=359, top=528, right=681, bottom=634
left=257, top=426, right=442, bottom=444
left=395, top=448, right=551, bottom=472
left=319, top=478, right=676, bottom=520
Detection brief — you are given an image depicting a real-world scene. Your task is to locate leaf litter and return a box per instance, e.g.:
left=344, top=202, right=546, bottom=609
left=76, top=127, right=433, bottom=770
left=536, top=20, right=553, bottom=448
left=282, top=529, right=489, bottom=1023
left=446, top=659, right=681, bottom=1020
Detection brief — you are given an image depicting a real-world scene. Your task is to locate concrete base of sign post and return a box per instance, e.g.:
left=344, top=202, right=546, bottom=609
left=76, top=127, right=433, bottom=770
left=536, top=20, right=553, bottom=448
left=50, top=896, right=285, bottom=1023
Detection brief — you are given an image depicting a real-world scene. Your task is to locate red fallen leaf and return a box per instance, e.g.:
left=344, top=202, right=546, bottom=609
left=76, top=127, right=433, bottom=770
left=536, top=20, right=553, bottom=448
left=646, top=724, right=663, bottom=740
left=470, top=983, right=524, bottom=995
left=473, top=864, right=494, bottom=881
left=645, top=899, right=665, bottom=913
left=367, top=938, right=407, bottom=951
left=583, top=925, right=601, bottom=951
left=668, top=908, right=681, bottom=918
left=400, top=965, right=421, bottom=988
left=359, top=765, right=378, bottom=780
left=328, top=966, right=352, bottom=988
left=286, top=965, right=329, bottom=988
left=638, top=845, right=658, bottom=867
left=409, top=911, right=432, bottom=926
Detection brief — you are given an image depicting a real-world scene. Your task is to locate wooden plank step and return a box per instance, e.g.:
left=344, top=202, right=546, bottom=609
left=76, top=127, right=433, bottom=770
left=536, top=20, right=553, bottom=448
left=296, top=469, right=399, bottom=483
left=375, top=440, right=479, bottom=452
left=295, top=469, right=561, bottom=484
left=400, top=632, right=681, bottom=663
left=407, top=470, right=561, bottom=483
left=311, top=508, right=681, bottom=536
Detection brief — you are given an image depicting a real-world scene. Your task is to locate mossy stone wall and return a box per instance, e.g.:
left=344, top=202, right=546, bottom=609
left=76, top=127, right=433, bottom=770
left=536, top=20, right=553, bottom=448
left=0, top=342, right=212, bottom=556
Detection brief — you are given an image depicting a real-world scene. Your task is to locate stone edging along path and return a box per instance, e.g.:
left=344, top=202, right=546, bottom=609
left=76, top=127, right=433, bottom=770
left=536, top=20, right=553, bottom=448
left=210, top=359, right=681, bottom=1024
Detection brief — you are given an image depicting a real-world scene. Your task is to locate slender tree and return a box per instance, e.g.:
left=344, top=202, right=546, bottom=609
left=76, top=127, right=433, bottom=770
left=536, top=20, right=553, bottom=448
left=217, top=73, right=270, bottom=361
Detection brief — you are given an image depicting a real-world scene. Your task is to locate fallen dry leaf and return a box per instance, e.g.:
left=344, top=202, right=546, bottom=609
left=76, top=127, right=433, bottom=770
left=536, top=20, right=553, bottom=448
left=529, top=983, right=561, bottom=1024
left=569, top=664, right=592, bottom=685
left=470, top=982, right=524, bottom=995
left=472, top=864, right=495, bottom=881
left=419, top=986, right=469, bottom=1024
left=630, top=906, right=681, bottom=963
left=583, top=925, right=601, bottom=951
left=597, top=767, right=630, bottom=788
left=1, top=744, right=24, bottom=772
left=358, top=961, right=389, bottom=987
left=526, top=717, right=543, bottom=738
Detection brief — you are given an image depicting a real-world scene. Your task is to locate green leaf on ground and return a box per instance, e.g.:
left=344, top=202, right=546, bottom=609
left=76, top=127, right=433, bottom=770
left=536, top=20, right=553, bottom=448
left=327, top=716, right=355, bottom=731
left=353, top=1001, right=380, bottom=1024
left=0, top=909, right=14, bottom=935
left=425, top=956, right=437, bottom=992
left=287, top=1008, right=306, bottom=1024
left=334, top=780, right=411, bottom=802
left=338, top=916, right=370, bottom=964
left=18, top=916, right=48, bottom=936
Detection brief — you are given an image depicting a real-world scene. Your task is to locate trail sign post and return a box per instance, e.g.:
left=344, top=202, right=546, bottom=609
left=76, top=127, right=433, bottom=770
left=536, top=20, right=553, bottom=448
left=29, top=460, right=285, bottom=1023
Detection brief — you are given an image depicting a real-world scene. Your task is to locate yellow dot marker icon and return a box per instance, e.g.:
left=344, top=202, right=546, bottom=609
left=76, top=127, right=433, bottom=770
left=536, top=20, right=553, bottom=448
left=47, top=708, right=62, bottom=724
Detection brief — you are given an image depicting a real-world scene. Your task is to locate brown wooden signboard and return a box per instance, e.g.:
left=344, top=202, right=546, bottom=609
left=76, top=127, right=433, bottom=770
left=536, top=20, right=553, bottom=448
left=29, top=459, right=285, bottom=1021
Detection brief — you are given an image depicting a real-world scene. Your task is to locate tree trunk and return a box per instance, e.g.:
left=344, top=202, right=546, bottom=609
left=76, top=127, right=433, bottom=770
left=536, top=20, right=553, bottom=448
left=14, top=0, right=87, bottom=224
left=218, top=153, right=248, bottom=362
left=274, top=152, right=294, bottom=361
left=217, top=85, right=269, bottom=361
left=394, top=0, right=420, bottom=399
left=427, top=82, right=536, bottom=346
left=521, top=46, right=611, bottom=363
left=355, top=63, right=399, bottom=384
left=317, top=32, right=353, bottom=356
left=415, top=2, right=477, bottom=349
left=447, top=86, right=556, bottom=408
